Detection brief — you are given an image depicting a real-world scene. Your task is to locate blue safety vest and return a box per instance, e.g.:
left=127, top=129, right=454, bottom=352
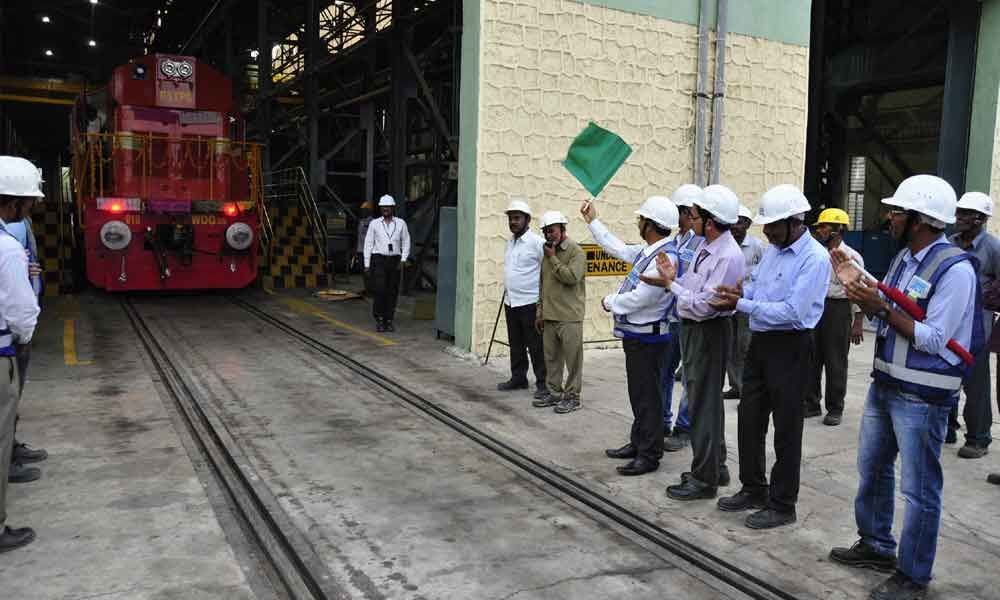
left=613, top=243, right=677, bottom=343
left=873, top=242, right=985, bottom=403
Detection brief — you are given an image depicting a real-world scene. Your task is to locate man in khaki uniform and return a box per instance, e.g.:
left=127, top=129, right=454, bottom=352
left=533, top=210, right=586, bottom=414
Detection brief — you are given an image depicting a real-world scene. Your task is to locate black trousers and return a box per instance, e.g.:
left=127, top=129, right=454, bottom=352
left=504, top=303, right=546, bottom=387
left=624, top=338, right=667, bottom=463
left=681, top=318, right=729, bottom=487
left=738, top=330, right=813, bottom=513
left=806, top=298, right=853, bottom=415
left=370, top=254, right=401, bottom=322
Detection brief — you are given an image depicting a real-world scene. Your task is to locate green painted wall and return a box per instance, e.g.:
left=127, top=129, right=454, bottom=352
left=455, top=0, right=481, bottom=350
left=575, top=0, right=812, bottom=47
left=967, top=0, right=1000, bottom=193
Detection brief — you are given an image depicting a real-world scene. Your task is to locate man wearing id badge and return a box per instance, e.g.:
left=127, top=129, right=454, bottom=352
left=828, top=175, right=983, bottom=600
left=582, top=195, right=678, bottom=477
left=363, top=195, right=411, bottom=332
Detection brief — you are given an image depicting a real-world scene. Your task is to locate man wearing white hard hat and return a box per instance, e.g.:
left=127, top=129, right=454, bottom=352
left=363, top=195, right=411, bottom=331
left=828, top=175, right=984, bottom=600
left=659, top=184, right=702, bottom=446
left=581, top=195, right=678, bottom=476
left=498, top=198, right=547, bottom=396
left=946, top=191, right=1000, bottom=459
left=533, top=210, right=586, bottom=414
left=646, top=185, right=745, bottom=500
left=711, top=184, right=830, bottom=530
left=0, top=156, right=42, bottom=553
left=723, top=205, right=766, bottom=401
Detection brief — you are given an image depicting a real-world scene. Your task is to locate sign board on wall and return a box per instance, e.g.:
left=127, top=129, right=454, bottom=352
left=581, top=243, right=631, bottom=277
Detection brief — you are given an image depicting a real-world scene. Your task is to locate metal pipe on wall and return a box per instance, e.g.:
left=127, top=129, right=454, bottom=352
left=693, top=0, right=711, bottom=187
left=709, top=0, right=728, bottom=184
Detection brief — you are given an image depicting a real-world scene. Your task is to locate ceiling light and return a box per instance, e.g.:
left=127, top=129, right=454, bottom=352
left=44, top=49, right=54, bottom=57
left=89, top=0, right=98, bottom=5
left=250, top=49, right=260, bottom=59
left=89, top=39, right=97, bottom=47
left=41, top=15, right=51, bottom=23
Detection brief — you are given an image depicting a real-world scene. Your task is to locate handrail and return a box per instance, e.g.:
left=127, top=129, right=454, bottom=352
left=263, top=167, right=328, bottom=268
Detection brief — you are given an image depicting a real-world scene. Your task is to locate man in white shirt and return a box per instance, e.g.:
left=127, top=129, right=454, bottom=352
left=0, top=157, right=42, bottom=553
left=724, top=205, right=766, bottom=400
left=363, top=195, right=411, bottom=332
left=499, top=199, right=547, bottom=397
left=806, top=208, right=865, bottom=426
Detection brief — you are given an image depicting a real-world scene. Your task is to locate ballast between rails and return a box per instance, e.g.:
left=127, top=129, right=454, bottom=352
left=229, top=295, right=804, bottom=600
left=121, top=297, right=346, bottom=600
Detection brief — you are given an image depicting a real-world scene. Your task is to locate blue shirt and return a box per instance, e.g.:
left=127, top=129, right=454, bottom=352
left=884, top=236, right=976, bottom=366
left=4, top=221, right=28, bottom=249
left=737, top=230, right=831, bottom=331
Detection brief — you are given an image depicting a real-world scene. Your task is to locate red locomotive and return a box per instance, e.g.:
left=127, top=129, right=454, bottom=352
left=72, top=54, right=266, bottom=291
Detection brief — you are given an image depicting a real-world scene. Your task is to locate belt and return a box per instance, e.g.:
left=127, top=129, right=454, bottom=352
left=751, top=329, right=811, bottom=337
left=681, top=316, right=728, bottom=326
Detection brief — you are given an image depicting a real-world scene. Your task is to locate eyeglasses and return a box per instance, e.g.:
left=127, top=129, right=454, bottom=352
left=888, top=209, right=907, bottom=218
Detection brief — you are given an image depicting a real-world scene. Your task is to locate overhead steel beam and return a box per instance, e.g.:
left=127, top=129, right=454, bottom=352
left=403, top=47, right=459, bottom=160
left=320, top=127, right=360, bottom=161
left=0, top=93, right=74, bottom=106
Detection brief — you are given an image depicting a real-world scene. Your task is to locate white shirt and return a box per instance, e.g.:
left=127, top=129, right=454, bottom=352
left=363, top=216, right=411, bottom=268
left=740, top=235, right=766, bottom=282
left=826, top=241, right=864, bottom=314
left=588, top=219, right=676, bottom=324
left=0, top=220, right=40, bottom=345
left=503, top=230, right=545, bottom=307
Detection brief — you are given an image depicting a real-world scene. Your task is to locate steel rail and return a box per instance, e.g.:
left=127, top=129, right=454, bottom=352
left=121, top=297, right=345, bottom=600
left=230, top=296, right=803, bottom=600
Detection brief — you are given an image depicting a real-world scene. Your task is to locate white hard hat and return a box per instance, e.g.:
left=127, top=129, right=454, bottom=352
left=635, top=195, right=679, bottom=229
left=0, top=156, right=44, bottom=198
left=957, top=191, right=993, bottom=217
left=737, top=205, right=755, bottom=222
left=505, top=198, right=532, bottom=217
left=378, top=194, right=396, bottom=207
left=695, top=184, right=740, bottom=225
left=882, top=175, right=957, bottom=225
left=539, top=210, right=569, bottom=229
left=671, top=184, right=703, bottom=207
left=755, top=184, right=812, bottom=225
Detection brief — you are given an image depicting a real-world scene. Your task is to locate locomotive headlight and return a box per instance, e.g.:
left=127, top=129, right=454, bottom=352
left=177, top=61, right=193, bottom=78
left=100, top=220, right=132, bottom=250
left=225, top=222, right=253, bottom=251
left=160, top=60, right=177, bottom=78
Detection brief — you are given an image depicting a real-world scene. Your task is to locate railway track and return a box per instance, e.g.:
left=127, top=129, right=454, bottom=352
left=121, top=297, right=347, bottom=600
left=229, top=295, right=803, bottom=600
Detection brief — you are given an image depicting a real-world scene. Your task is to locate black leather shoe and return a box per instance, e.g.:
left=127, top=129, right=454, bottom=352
left=958, top=443, right=988, bottom=459
left=0, top=526, right=35, bottom=553
left=804, top=406, right=822, bottom=418
left=823, top=413, right=843, bottom=426
left=745, top=508, right=796, bottom=529
left=497, top=379, right=529, bottom=391
left=682, top=464, right=730, bottom=487
left=384, top=321, right=395, bottom=332
left=988, top=473, right=1000, bottom=485
left=8, top=462, right=40, bottom=484
left=717, top=488, right=767, bottom=512
left=533, top=387, right=549, bottom=400
left=616, top=457, right=659, bottom=476
left=13, top=442, right=47, bottom=464
left=605, top=444, right=637, bottom=460
left=375, top=320, right=385, bottom=332
left=723, top=388, right=740, bottom=400
left=869, top=571, right=928, bottom=600
left=666, top=479, right=717, bottom=500
left=829, top=540, right=897, bottom=573
left=664, top=431, right=690, bottom=452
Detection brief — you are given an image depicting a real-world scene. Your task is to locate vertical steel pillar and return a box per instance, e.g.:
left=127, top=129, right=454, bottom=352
left=803, top=0, right=826, bottom=204
left=256, top=0, right=272, bottom=178
left=306, top=0, right=323, bottom=200
left=390, top=0, right=413, bottom=214
left=362, top=103, right=375, bottom=203
left=938, top=2, right=980, bottom=193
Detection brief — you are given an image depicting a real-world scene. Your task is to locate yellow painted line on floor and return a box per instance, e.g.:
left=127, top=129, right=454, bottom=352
left=277, top=296, right=396, bottom=347
left=63, top=319, right=93, bottom=366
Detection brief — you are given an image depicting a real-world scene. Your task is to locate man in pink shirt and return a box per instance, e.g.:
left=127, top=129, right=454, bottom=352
left=643, top=185, right=745, bottom=499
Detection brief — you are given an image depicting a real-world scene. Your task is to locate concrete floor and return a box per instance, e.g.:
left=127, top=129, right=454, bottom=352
left=4, top=282, right=999, bottom=599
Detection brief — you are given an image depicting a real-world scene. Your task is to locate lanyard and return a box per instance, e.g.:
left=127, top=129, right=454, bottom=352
left=381, top=219, right=397, bottom=245
left=694, top=249, right=710, bottom=273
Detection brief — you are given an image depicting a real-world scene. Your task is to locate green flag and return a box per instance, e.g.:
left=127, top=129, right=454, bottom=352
left=562, top=122, right=632, bottom=198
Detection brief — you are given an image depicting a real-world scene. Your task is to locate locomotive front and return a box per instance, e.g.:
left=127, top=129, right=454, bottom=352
left=74, top=54, right=265, bottom=291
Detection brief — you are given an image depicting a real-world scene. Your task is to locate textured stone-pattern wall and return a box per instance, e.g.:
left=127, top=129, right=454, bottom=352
left=469, top=0, right=809, bottom=356
left=991, top=100, right=1000, bottom=237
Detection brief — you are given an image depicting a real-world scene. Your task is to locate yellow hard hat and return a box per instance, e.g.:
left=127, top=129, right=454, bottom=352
left=360, top=200, right=374, bottom=210
left=813, top=208, right=850, bottom=227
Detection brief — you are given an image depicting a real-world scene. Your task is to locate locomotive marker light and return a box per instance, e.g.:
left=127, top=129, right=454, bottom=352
left=225, top=223, right=254, bottom=251
left=100, top=221, right=133, bottom=251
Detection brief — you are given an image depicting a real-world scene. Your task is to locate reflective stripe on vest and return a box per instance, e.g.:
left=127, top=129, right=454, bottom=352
left=873, top=243, right=984, bottom=398
left=0, top=328, right=14, bottom=357
left=613, top=242, right=676, bottom=342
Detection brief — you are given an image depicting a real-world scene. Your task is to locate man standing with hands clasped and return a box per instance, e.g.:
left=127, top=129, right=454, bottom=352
left=642, top=185, right=745, bottom=500
left=709, top=184, right=830, bottom=530
left=533, top=211, right=586, bottom=413
left=828, top=175, right=984, bottom=600
left=363, top=195, right=410, bottom=332
left=583, top=196, right=679, bottom=476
